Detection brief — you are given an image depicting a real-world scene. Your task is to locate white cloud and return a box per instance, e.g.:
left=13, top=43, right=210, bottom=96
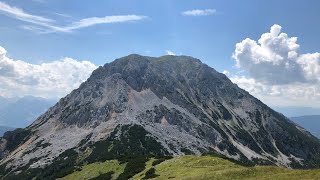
left=64, top=15, right=147, bottom=32
left=232, top=24, right=319, bottom=85
left=231, top=76, right=320, bottom=108
left=231, top=24, right=320, bottom=108
left=0, top=46, right=6, bottom=59
left=297, top=53, right=320, bottom=82
left=51, top=12, right=72, bottom=18
left=0, top=1, right=53, bottom=23
left=31, top=0, right=46, bottom=3
left=0, top=1, right=147, bottom=33
left=166, top=50, right=176, bottom=56
left=222, top=70, right=230, bottom=76
left=182, top=9, right=216, bottom=16
left=0, top=45, right=97, bottom=98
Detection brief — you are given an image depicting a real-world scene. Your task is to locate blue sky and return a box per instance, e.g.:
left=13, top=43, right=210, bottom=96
left=0, top=0, right=318, bottom=68
left=0, top=0, right=319, bottom=109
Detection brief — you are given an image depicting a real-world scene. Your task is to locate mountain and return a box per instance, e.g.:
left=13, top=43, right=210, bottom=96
left=0, top=126, right=14, bottom=137
left=1, top=54, right=320, bottom=179
left=0, top=96, right=56, bottom=128
left=0, top=97, right=16, bottom=110
left=291, top=115, right=320, bottom=138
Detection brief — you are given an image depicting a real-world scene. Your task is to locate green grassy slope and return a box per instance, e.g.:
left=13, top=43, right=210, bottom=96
left=58, top=160, right=126, bottom=180
left=60, top=155, right=320, bottom=180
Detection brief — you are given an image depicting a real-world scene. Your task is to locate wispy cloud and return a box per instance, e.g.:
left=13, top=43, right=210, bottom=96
left=64, top=15, right=147, bottom=31
left=0, top=1, right=53, bottom=23
left=52, top=12, right=73, bottom=18
left=182, top=9, right=216, bottom=16
left=0, top=1, right=147, bottom=33
left=166, top=50, right=176, bottom=56
left=31, top=0, right=47, bottom=4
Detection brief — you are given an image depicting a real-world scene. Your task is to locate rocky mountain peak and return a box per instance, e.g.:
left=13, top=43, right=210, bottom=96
left=1, top=54, right=320, bottom=179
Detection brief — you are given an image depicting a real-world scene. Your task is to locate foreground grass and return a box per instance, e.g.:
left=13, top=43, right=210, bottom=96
left=60, top=155, right=320, bottom=180
left=58, top=160, right=126, bottom=180
left=152, top=156, right=320, bottom=180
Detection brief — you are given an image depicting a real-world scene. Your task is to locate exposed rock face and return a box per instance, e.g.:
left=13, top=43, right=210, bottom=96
left=1, top=54, right=320, bottom=178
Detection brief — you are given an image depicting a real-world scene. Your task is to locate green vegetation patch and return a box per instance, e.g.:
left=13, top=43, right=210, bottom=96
left=152, top=155, right=320, bottom=180
left=86, top=124, right=168, bottom=163
left=2, top=128, right=32, bottom=152
left=117, top=156, right=149, bottom=180
left=90, top=171, right=114, bottom=180
left=60, top=155, right=320, bottom=180
left=59, top=160, right=125, bottom=180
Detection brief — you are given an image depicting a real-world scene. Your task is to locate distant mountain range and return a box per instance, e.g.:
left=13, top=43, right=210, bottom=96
left=273, top=107, right=320, bottom=139
left=0, top=96, right=56, bottom=128
left=273, top=106, right=320, bottom=117
left=291, top=115, right=320, bottom=138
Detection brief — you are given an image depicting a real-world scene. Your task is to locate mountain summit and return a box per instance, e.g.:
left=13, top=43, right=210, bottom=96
left=1, top=54, right=320, bottom=179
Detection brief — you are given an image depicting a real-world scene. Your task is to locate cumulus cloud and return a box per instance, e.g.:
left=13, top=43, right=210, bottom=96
left=182, top=9, right=216, bottom=16
left=297, top=53, right=320, bottom=82
left=231, top=76, right=320, bottom=108
left=0, top=1, right=147, bottom=33
left=232, top=24, right=319, bottom=84
left=0, top=46, right=6, bottom=59
left=0, top=45, right=97, bottom=98
left=166, top=50, right=176, bottom=56
left=222, top=70, right=230, bottom=76
left=231, top=24, right=320, bottom=108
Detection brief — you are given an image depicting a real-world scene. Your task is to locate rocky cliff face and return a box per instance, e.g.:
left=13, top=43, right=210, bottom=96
left=1, top=54, right=320, bottom=179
